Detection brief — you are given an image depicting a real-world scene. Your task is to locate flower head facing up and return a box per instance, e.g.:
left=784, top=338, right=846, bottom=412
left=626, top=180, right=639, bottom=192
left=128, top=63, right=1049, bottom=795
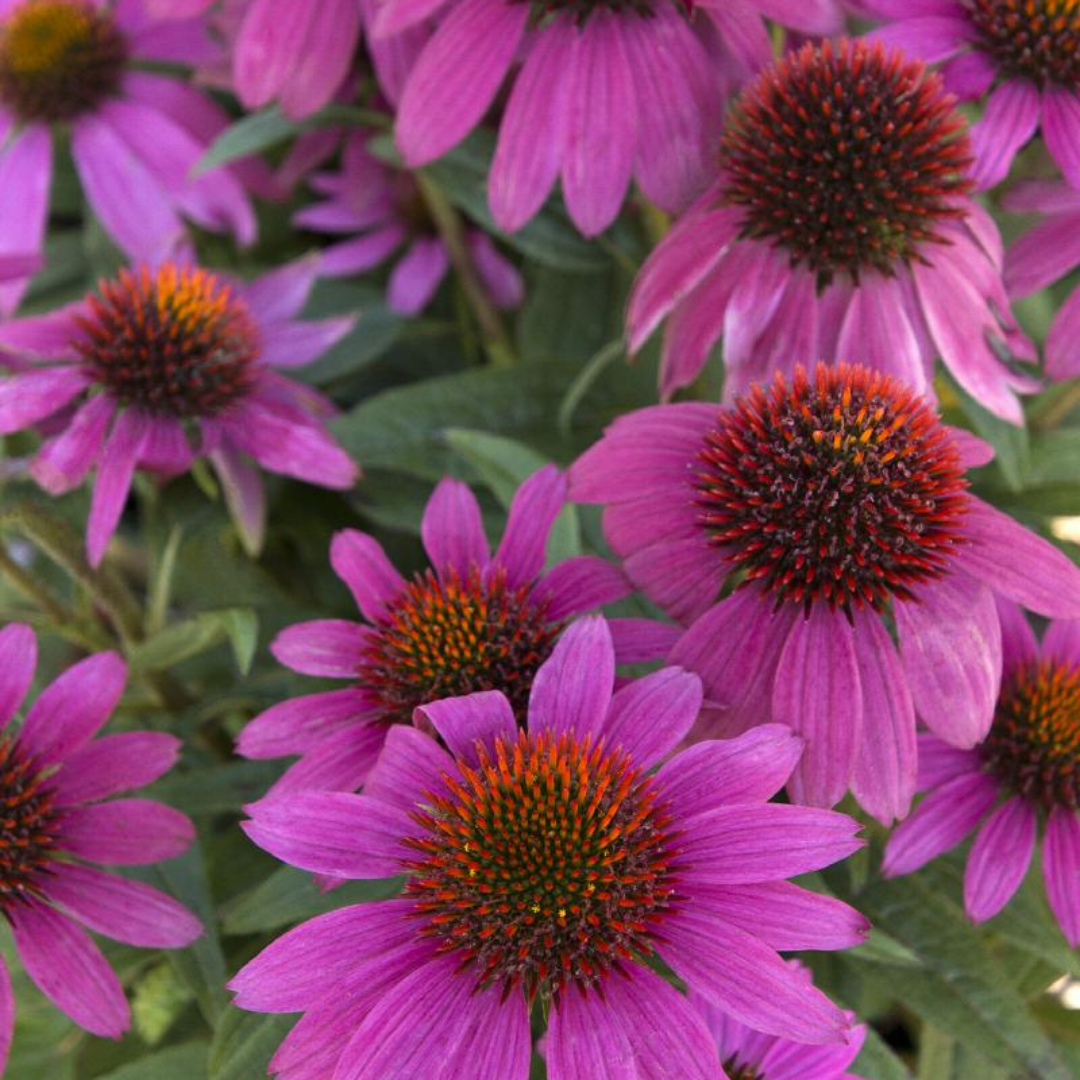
left=969, top=0, right=1080, bottom=89
left=238, top=467, right=632, bottom=796
left=0, top=623, right=200, bottom=1074
left=571, top=362, right=1080, bottom=822
left=722, top=40, right=972, bottom=286
left=627, top=38, right=1035, bottom=421
left=362, top=566, right=561, bottom=726
left=76, top=264, right=260, bottom=419
left=697, top=364, right=969, bottom=613
left=0, top=0, right=127, bottom=122
left=234, top=618, right=868, bottom=1080
left=405, top=727, right=677, bottom=999
left=0, top=256, right=358, bottom=565
left=885, top=604, right=1080, bottom=944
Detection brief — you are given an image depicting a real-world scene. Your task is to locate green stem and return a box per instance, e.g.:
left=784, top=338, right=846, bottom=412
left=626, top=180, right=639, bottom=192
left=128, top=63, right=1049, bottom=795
left=417, top=173, right=517, bottom=368
left=1030, top=379, right=1080, bottom=433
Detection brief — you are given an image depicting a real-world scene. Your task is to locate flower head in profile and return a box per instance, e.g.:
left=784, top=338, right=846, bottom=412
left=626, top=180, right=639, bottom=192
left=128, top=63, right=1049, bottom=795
left=0, top=0, right=265, bottom=313
left=571, top=363, right=1080, bottom=823
left=884, top=600, right=1080, bottom=944
left=627, top=38, right=1036, bottom=421
left=375, top=0, right=848, bottom=237
left=297, top=131, right=523, bottom=316
left=864, top=0, right=1080, bottom=189
left=1002, top=178, right=1080, bottom=381
left=0, top=257, right=358, bottom=565
left=232, top=616, right=867, bottom=1080
left=238, top=467, right=635, bottom=795
left=0, top=623, right=200, bottom=1073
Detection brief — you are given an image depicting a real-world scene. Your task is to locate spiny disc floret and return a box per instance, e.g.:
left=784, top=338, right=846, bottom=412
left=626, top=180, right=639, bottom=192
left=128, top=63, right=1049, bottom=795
left=0, top=736, right=58, bottom=912
left=404, top=730, right=678, bottom=999
left=75, top=264, right=260, bottom=419
left=0, top=0, right=127, bottom=123
left=723, top=1060, right=764, bottom=1080
left=970, top=0, right=1080, bottom=89
left=719, top=39, right=972, bottom=286
left=983, top=658, right=1080, bottom=811
left=360, top=567, right=561, bottom=726
left=696, top=363, right=970, bottom=614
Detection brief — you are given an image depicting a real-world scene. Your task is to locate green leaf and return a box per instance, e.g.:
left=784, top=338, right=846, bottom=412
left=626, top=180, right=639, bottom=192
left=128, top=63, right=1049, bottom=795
left=209, top=1010, right=292, bottom=1080
left=854, top=1026, right=915, bottom=1080
left=131, top=961, right=193, bottom=1045
left=221, top=865, right=404, bottom=935
left=942, top=372, right=1029, bottom=491
left=918, top=1025, right=1009, bottom=1080
left=94, top=1043, right=209, bottom=1080
left=128, top=608, right=258, bottom=675
left=195, top=107, right=298, bottom=174
left=148, top=759, right=283, bottom=816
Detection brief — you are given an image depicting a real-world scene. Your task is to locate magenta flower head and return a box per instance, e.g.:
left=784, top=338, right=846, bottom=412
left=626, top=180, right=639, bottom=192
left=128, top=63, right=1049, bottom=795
left=373, top=0, right=845, bottom=237
left=571, top=363, right=1080, bottom=823
left=0, top=0, right=263, bottom=313
left=864, top=0, right=1080, bottom=190
left=0, top=623, right=200, bottom=1073
left=232, top=616, right=868, bottom=1080
left=884, top=600, right=1080, bottom=944
left=0, top=257, right=358, bottom=565
left=238, top=467, right=632, bottom=795
left=627, top=38, right=1036, bottom=422
left=692, top=966, right=868, bottom=1080
left=1003, top=179, right=1080, bottom=381
left=297, top=131, right=523, bottom=316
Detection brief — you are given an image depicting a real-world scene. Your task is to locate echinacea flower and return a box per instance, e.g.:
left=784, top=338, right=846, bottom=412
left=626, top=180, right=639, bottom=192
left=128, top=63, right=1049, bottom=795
left=297, top=130, right=523, bottom=316
left=238, top=467, right=632, bottom=795
left=1002, top=178, right=1080, bottom=380
left=570, top=363, right=1080, bottom=823
left=692, top=968, right=868, bottom=1080
left=0, top=0, right=262, bottom=313
left=627, top=38, right=1037, bottom=422
left=884, top=600, right=1080, bottom=944
left=232, top=616, right=868, bottom=1080
left=0, top=623, right=200, bottom=1073
left=864, top=0, right=1080, bottom=189
left=0, top=257, right=358, bottom=565
left=375, top=0, right=846, bottom=237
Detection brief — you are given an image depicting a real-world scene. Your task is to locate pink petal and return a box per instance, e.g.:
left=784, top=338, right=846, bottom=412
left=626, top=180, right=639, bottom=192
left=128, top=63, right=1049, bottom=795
left=964, top=796, right=1036, bottom=922
left=0, top=367, right=89, bottom=434
left=969, top=80, right=1041, bottom=190
left=1044, top=806, right=1080, bottom=946
left=209, top=443, right=266, bottom=556
left=1042, top=87, right=1080, bottom=189
left=238, top=688, right=374, bottom=760
left=602, top=666, right=702, bottom=770
left=0, top=623, right=36, bottom=729
left=330, top=529, right=407, bottom=623
left=58, top=799, right=194, bottom=865
left=387, top=237, right=449, bottom=315
left=494, top=465, right=566, bottom=587
left=420, top=476, right=490, bottom=577
left=0, top=125, right=52, bottom=315
left=416, top=690, right=516, bottom=766
left=53, top=732, right=180, bottom=806
left=0, top=961, right=11, bottom=1076
left=87, top=408, right=150, bottom=567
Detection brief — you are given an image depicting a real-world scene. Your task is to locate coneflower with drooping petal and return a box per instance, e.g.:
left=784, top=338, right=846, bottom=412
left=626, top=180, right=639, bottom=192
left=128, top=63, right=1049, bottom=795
left=0, top=0, right=268, bottom=313
left=0, top=256, right=358, bottom=565
left=0, top=623, right=201, bottom=1075
left=232, top=616, right=868, bottom=1080
left=1002, top=178, right=1080, bottom=380
left=884, top=599, right=1080, bottom=944
left=372, top=0, right=850, bottom=237
left=237, top=467, right=643, bottom=796
left=627, top=37, right=1037, bottom=421
left=297, top=130, right=523, bottom=316
left=863, top=0, right=1080, bottom=190
left=570, top=362, right=1080, bottom=823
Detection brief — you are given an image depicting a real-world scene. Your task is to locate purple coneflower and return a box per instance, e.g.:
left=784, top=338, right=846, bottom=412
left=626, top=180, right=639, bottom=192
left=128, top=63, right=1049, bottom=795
left=570, top=363, right=1080, bottom=823
left=864, top=0, right=1080, bottom=189
left=1003, top=178, right=1080, bottom=380
left=238, top=467, right=632, bottom=795
left=0, top=0, right=262, bottom=312
left=693, top=968, right=868, bottom=1080
left=373, top=0, right=846, bottom=237
left=627, top=38, right=1036, bottom=421
left=0, top=623, right=200, bottom=1073
left=0, top=257, right=358, bottom=565
left=884, top=600, right=1080, bottom=944
left=297, top=130, right=523, bottom=316
left=232, top=616, right=867, bottom=1080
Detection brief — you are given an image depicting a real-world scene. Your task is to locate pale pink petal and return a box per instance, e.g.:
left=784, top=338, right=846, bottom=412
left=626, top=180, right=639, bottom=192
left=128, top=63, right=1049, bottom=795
left=0, top=367, right=89, bottom=434
left=0, top=125, right=52, bottom=315
left=209, top=443, right=266, bottom=556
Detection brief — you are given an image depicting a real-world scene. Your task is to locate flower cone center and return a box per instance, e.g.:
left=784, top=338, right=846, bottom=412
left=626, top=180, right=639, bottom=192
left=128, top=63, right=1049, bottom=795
left=695, top=363, right=969, bottom=614
left=984, top=658, right=1080, bottom=810
left=723, top=1059, right=764, bottom=1080
left=75, top=264, right=260, bottom=419
left=404, top=729, right=678, bottom=999
left=361, top=567, right=561, bottom=726
left=971, top=0, right=1080, bottom=88
left=719, top=39, right=972, bottom=286
left=0, top=0, right=127, bottom=123
left=0, top=736, right=58, bottom=912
